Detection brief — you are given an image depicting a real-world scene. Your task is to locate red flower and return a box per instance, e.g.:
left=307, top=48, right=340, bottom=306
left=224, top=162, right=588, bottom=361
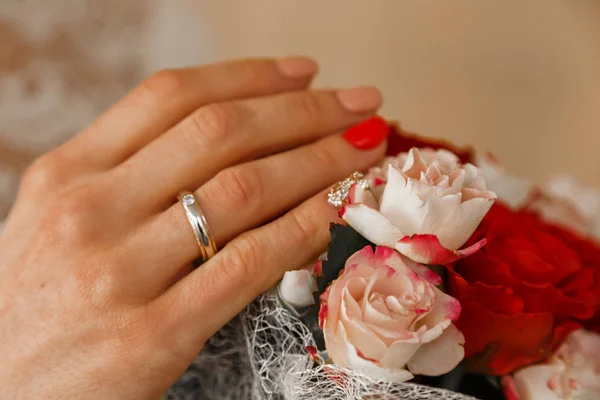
left=447, top=203, right=600, bottom=375
left=385, top=120, right=474, bottom=164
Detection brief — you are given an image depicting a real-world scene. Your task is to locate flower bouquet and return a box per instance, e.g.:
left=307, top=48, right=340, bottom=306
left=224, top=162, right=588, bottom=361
left=165, top=118, right=600, bottom=400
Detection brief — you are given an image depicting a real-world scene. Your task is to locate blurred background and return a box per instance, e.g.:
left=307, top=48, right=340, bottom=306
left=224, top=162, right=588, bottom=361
left=1, top=0, right=599, bottom=220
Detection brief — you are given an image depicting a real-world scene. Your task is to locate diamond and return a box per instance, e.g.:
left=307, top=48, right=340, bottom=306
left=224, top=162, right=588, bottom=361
left=327, top=172, right=370, bottom=208
left=182, top=194, right=196, bottom=206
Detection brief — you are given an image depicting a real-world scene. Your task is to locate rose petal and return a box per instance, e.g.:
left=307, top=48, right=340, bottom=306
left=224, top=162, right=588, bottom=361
left=395, top=234, right=487, bottom=265
left=348, top=183, right=378, bottom=209
left=341, top=203, right=406, bottom=248
left=512, top=365, right=565, bottom=400
left=341, top=295, right=388, bottom=360
left=379, top=338, right=422, bottom=370
left=407, top=323, right=465, bottom=376
left=421, top=287, right=462, bottom=325
left=328, top=321, right=414, bottom=383
left=404, top=259, right=442, bottom=286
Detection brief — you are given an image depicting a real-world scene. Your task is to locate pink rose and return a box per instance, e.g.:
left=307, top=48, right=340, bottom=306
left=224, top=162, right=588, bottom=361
left=341, top=148, right=496, bottom=264
left=504, top=329, right=600, bottom=400
left=320, top=246, right=465, bottom=382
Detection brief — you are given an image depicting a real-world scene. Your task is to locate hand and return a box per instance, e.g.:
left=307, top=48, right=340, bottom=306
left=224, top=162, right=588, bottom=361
left=0, top=57, right=387, bottom=399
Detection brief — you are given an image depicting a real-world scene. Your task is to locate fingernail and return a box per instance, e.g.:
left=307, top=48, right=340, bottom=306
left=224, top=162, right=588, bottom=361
left=337, top=86, right=383, bottom=113
left=275, top=56, right=319, bottom=78
left=343, top=116, right=391, bottom=150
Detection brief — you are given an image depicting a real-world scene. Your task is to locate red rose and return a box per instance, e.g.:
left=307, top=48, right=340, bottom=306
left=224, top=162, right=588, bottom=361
left=385, top=120, right=474, bottom=164
left=447, top=203, right=600, bottom=375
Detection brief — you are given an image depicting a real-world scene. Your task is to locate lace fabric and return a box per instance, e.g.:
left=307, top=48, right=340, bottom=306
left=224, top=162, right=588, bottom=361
left=165, top=293, right=479, bottom=400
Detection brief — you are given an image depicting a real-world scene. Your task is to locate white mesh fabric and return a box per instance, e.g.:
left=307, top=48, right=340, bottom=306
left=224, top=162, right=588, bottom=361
left=164, top=293, right=479, bottom=400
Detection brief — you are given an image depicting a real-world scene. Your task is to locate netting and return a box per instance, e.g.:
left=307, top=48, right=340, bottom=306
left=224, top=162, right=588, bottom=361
left=164, top=293, right=479, bottom=400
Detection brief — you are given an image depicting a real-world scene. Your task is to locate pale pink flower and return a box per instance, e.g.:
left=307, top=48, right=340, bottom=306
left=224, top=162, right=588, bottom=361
left=320, top=246, right=465, bottom=382
left=342, top=148, right=496, bottom=264
left=527, top=175, right=600, bottom=239
left=506, top=329, right=600, bottom=400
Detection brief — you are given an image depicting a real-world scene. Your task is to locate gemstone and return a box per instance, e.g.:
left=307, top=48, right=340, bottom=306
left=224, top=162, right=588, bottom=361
left=182, top=194, right=196, bottom=206
left=327, top=172, right=369, bottom=208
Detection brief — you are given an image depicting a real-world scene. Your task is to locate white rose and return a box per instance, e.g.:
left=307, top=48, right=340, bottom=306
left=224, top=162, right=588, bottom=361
left=321, top=246, right=465, bottom=382
left=474, top=151, right=534, bottom=209
left=507, top=329, right=600, bottom=400
left=278, top=269, right=316, bottom=309
left=527, top=175, right=600, bottom=239
left=342, top=148, right=496, bottom=264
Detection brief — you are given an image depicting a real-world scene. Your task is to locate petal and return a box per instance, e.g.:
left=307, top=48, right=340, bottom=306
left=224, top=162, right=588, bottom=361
left=395, top=234, right=487, bottom=265
left=407, top=323, right=465, bottom=376
left=341, top=302, right=388, bottom=360
left=423, top=195, right=495, bottom=250
left=512, top=365, right=564, bottom=400
left=328, top=320, right=414, bottom=383
left=404, top=259, right=442, bottom=286
left=341, top=204, right=406, bottom=247
left=348, top=183, right=378, bottom=209
left=419, top=286, right=462, bottom=327
left=278, top=270, right=316, bottom=308
left=379, top=337, right=423, bottom=370
left=379, top=165, right=426, bottom=232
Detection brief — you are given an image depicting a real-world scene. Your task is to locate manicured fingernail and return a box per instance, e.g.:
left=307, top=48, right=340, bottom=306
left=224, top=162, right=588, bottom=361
left=337, top=86, right=383, bottom=113
left=343, top=116, right=391, bottom=150
left=275, top=56, right=319, bottom=78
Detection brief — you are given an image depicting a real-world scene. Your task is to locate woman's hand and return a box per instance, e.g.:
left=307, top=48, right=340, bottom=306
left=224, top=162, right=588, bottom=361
left=0, top=57, right=387, bottom=399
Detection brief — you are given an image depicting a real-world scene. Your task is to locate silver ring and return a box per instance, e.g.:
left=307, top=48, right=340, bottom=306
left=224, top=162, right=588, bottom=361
left=178, top=191, right=218, bottom=263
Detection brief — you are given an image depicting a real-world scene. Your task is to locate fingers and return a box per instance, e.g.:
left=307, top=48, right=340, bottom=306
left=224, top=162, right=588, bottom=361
left=114, top=87, right=383, bottom=212
left=129, top=133, right=386, bottom=289
left=150, top=187, right=341, bottom=354
left=60, top=57, right=318, bottom=171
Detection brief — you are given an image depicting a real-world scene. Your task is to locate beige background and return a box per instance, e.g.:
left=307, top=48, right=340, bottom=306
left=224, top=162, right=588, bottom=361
left=1, top=0, right=599, bottom=220
left=198, top=0, right=600, bottom=186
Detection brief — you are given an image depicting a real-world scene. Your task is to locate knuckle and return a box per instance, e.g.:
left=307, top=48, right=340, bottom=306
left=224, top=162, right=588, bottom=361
left=44, top=187, right=99, bottom=244
left=141, top=69, right=184, bottom=100
left=72, top=254, right=121, bottom=303
left=286, top=208, right=318, bottom=249
left=21, top=153, right=64, bottom=192
left=294, top=91, right=323, bottom=119
left=187, top=103, right=235, bottom=144
left=236, top=58, right=275, bottom=84
left=310, top=143, right=339, bottom=171
left=220, top=234, right=263, bottom=283
left=212, top=167, right=262, bottom=210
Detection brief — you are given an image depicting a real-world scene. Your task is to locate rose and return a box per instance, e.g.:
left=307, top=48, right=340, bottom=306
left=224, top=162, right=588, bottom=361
left=474, top=151, right=534, bottom=209
left=340, top=147, right=496, bottom=264
left=278, top=268, right=317, bottom=309
left=547, top=223, right=600, bottom=333
left=447, top=203, right=600, bottom=375
left=383, top=119, right=474, bottom=164
left=475, top=151, right=600, bottom=239
left=320, top=245, right=465, bottom=382
left=527, top=175, right=600, bottom=240
left=502, top=329, right=600, bottom=400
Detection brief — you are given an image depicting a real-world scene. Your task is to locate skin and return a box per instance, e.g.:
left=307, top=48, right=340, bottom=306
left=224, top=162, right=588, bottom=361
left=0, top=57, right=386, bottom=399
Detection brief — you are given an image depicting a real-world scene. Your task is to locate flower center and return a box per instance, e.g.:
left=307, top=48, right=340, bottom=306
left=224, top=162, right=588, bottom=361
left=399, top=292, right=420, bottom=307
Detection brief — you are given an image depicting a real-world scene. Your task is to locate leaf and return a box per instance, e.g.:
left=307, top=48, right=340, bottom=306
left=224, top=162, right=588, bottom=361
left=314, top=223, right=375, bottom=298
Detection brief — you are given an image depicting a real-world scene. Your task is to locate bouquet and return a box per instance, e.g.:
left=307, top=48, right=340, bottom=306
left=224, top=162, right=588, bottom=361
left=165, top=117, right=600, bottom=400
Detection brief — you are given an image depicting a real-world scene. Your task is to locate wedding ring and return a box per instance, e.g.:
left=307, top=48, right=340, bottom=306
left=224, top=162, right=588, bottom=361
left=178, top=191, right=218, bottom=264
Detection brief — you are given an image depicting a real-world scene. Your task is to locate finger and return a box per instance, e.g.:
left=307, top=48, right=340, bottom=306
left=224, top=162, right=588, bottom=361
left=60, top=57, right=318, bottom=171
left=114, top=86, right=383, bottom=211
left=129, top=132, right=386, bottom=289
left=151, top=187, right=341, bottom=355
